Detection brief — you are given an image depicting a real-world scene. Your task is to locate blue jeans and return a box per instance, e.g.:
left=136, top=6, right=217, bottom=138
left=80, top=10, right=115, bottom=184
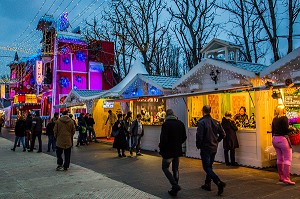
left=88, top=126, right=96, bottom=141
left=162, top=157, right=179, bottom=187
left=47, top=135, right=56, bottom=151
left=14, top=136, right=25, bottom=149
left=200, top=150, right=221, bottom=185
left=130, top=135, right=142, bottom=153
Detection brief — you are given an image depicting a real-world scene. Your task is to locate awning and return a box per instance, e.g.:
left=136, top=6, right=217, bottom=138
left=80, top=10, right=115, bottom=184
left=105, top=95, right=163, bottom=102
left=160, top=86, right=252, bottom=99
left=13, top=103, right=41, bottom=107
left=53, top=104, right=67, bottom=109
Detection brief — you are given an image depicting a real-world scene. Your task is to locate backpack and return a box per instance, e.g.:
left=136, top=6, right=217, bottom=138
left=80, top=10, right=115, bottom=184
left=81, top=126, right=87, bottom=134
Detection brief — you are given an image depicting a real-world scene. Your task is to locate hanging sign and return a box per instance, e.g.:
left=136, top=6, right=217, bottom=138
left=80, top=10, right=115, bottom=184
left=103, top=101, right=114, bottom=108
left=35, top=61, right=43, bottom=85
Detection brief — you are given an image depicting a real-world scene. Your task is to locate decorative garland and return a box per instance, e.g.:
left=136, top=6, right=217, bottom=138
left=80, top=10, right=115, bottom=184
left=60, top=77, right=70, bottom=88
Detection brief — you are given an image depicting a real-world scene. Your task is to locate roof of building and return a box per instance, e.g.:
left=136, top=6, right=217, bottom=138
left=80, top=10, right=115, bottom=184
left=227, top=61, right=267, bottom=74
left=103, top=59, right=148, bottom=97
left=140, top=74, right=179, bottom=89
left=200, top=38, right=243, bottom=53
left=57, top=31, right=87, bottom=44
left=173, top=58, right=262, bottom=89
left=73, top=90, right=106, bottom=98
left=260, top=47, right=300, bottom=77
left=64, top=89, right=108, bottom=105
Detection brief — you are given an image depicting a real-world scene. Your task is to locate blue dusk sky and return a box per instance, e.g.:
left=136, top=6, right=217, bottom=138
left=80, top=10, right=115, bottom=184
left=0, top=0, right=299, bottom=75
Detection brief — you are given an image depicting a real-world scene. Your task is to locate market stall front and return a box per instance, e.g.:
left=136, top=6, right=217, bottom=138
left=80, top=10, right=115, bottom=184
left=168, top=38, right=280, bottom=168
left=110, top=73, right=179, bottom=151
left=64, top=89, right=123, bottom=138
left=260, top=46, right=300, bottom=173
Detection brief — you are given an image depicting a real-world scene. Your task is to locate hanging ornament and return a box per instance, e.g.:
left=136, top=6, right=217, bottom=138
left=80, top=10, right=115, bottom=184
left=75, top=75, right=82, bottom=83
left=60, top=77, right=70, bottom=88
left=76, top=50, right=86, bottom=62
left=73, top=84, right=78, bottom=90
left=63, top=57, right=70, bottom=64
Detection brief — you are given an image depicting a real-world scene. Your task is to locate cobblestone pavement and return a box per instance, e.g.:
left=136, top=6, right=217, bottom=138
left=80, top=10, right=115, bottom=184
left=1, top=127, right=300, bottom=198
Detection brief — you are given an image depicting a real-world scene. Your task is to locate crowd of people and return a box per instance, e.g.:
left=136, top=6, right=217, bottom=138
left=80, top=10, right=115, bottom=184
left=7, top=104, right=297, bottom=197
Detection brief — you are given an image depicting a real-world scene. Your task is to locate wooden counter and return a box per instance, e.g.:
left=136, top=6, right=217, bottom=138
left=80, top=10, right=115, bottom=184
left=186, top=128, right=276, bottom=168
left=140, top=125, right=161, bottom=152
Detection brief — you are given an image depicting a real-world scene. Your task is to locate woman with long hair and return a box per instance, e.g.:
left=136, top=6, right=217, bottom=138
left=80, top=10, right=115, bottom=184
left=272, top=105, right=295, bottom=185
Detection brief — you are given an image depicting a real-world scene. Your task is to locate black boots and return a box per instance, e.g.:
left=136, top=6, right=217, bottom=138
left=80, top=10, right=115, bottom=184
left=201, top=183, right=211, bottom=191
left=168, top=184, right=181, bottom=197
left=217, top=181, right=226, bottom=196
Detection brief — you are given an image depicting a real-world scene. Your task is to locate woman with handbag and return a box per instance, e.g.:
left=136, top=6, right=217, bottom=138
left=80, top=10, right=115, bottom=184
left=112, top=114, right=128, bottom=157
left=272, top=105, right=295, bottom=185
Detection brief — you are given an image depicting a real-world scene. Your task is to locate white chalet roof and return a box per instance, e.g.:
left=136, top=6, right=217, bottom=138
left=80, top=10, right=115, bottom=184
left=173, top=58, right=258, bottom=89
left=260, top=47, right=300, bottom=78
left=103, top=59, right=148, bottom=97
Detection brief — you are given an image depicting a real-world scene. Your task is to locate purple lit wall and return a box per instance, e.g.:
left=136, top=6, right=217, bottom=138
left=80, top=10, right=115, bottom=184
left=89, top=71, right=102, bottom=90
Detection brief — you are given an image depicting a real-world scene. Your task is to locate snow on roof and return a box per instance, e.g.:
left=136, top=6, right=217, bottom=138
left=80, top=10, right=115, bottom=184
left=173, top=58, right=257, bottom=89
left=103, top=59, right=148, bottom=97
left=260, top=47, right=300, bottom=77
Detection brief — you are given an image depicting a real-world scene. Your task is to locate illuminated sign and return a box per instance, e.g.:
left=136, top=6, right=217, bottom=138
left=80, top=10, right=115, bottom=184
left=103, top=101, right=114, bottom=108
left=137, top=97, right=159, bottom=102
left=35, top=61, right=43, bottom=85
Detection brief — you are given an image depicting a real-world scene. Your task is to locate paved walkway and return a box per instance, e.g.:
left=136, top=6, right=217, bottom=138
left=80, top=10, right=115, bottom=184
left=2, top=127, right=300, bottom=198
left=0, top=137, right=158, bottom=199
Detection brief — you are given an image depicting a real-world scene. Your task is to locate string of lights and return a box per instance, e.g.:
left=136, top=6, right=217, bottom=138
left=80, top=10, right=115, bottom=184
left=9, top=0, right=47, bottom=48
left=1, top=0, right=110, bottom=68
left=70, top=0, right=99, bottom=25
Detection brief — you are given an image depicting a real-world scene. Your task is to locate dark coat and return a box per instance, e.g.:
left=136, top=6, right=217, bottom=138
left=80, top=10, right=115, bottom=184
left=196, top=114, right=226, bottom=153
left=78, top=116, right=86, bottom=127
left=130, top=119, right=144, bottom=136
left=31, top=116, right=43, bottom=135
left=15, top=120, right=26, bottom=137
left=25, top=117, right=32, bottom=131
left=221, top=117, right=239, bottom=150
left=112, top=120, right=128, bottom=149
left=46, top=117, right=57, bottom=136
left=159, top=116, right=187, bottom=159
left=86, top=117, right=95, bottom=127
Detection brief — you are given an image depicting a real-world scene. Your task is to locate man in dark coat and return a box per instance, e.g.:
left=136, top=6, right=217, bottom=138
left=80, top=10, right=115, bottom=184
left=28, top=111, right=43, bottom=152
left=159, top=109, right=187, bottom=197
left=196, top=105, right=226, bottom=196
